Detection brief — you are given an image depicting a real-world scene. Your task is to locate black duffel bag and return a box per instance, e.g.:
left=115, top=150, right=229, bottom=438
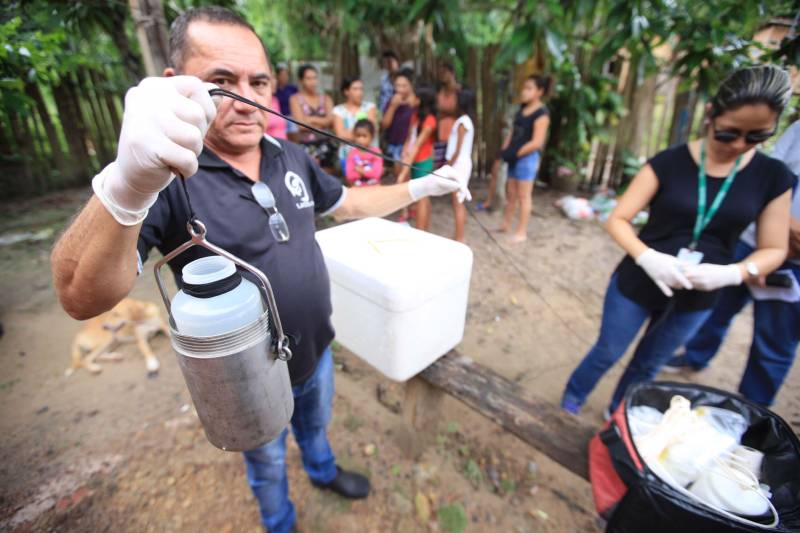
left=589, top=381, right=800, bottom=532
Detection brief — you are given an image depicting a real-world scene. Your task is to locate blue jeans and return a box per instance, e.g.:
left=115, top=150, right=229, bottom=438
left=508, top=151, right=540, bottom=181
left=563, top=274, right=713, bottom=411
left=683, top=242, right=800, bottom=406
left=243, top=348, right=337, bottom=533
left=386, top=143, right=404, bottom=161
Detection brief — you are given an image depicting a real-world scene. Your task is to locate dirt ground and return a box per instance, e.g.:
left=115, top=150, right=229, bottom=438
left=1, top=183, right=798, bottom=533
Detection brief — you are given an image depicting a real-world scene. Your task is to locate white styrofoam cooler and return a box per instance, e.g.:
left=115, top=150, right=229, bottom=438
left=315, top=217, right=473, bottom=381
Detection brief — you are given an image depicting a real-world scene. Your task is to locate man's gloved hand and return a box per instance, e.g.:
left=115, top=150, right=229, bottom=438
left=92, top=76, right=218, bottom=225
left=408, top=164, right=472, bottom=203
left=684, top=263, right=743, bottom=291
left=635, top=248, right=693, bottom=297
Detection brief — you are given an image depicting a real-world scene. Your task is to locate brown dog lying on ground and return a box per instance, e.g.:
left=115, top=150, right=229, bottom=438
left=67, top=298, right=169, bottom=377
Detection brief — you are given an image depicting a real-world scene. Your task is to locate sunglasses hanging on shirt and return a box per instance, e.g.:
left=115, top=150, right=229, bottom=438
left=250, top=182, right=291, bottom=243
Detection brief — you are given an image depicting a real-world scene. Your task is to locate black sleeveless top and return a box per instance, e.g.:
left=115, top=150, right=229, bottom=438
left=615, top=143, right=794, bottom=311
left=503, top=105, right=549, bottom=163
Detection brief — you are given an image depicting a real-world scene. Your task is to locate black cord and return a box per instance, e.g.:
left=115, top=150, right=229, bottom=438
left=175, top=172, right=202, bottom=233
left=208, top=88, right=449, bottom=180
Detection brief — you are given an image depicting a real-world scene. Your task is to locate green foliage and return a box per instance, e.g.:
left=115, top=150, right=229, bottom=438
left=621, top=149, right=645, bottom=178
left=342, top=413, right=363, bottom=432
left=463, top=458, right=482, bottom=487
left=495, top=0, right=795, bottom=180
left=667, top=1, right=773, bottom=97
left=437, top=503, right=468, bottom=533
left=500, top=478, right=516, bottom=494
left=0, top=15, right=66, bottom=110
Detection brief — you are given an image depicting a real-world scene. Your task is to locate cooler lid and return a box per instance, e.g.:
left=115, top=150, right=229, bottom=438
left=315, top=218, right=473, bottom=313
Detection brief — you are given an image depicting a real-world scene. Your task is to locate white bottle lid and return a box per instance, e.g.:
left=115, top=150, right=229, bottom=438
left=182, top=256, right=237, bottom=286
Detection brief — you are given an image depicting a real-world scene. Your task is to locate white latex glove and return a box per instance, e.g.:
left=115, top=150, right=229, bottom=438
left=92, top=76, right=218, bottom=225
left=635, top=248, right=693, bottom=297
left=408, top=165, right=472, bottom=203
left=684, top=263, right=742, bottom=291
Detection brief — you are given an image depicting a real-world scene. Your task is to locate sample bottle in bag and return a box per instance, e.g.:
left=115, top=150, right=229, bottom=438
left=167, top=255, right=294, bottom=451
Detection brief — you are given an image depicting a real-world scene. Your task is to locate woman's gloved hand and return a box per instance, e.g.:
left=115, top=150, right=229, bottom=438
left=684, top=263, right=743, bottom=291
left=635, top=248, right=694, bottom=297
left=92, top=76, right=218, bottom=225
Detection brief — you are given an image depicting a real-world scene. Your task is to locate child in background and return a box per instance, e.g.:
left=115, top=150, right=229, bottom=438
left=498, top=74, right=552, bottom=243
left=445, top=89, right=475, bottom=242
left=265, top=95, right=287, bottom=140
left=345, top=120, right=383, bottom=187
left=396, top=84, right=437, bottom=230
left=381, top=68, right=416, bottom=177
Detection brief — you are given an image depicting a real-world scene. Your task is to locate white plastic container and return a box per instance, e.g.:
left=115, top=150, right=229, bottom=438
left=315, top=218, right=473, bottom=381
left=172, top=256, right=263, bottom=337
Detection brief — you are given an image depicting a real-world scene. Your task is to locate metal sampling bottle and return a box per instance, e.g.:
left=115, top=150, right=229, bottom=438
left=155, top=220, right=294, bottom=452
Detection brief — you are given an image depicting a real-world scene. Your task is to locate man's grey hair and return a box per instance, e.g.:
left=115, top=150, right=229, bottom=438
left=169, top=6, right=268, bottom=71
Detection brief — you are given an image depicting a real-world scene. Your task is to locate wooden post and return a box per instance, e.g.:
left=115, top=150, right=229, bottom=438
left=479, top=45, right=501, bottom=180
left=398, top=376, right=445, bottom=459
left=668, top=85, right=698, bottom=146
left=129, top=0, right=170, bottom=77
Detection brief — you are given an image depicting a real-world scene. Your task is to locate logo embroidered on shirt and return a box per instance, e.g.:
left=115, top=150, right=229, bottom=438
left=284, top=171, right=314, bottom=210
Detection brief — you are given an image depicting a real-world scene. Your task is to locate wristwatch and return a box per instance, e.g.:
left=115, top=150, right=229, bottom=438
left=745, top=261, right=760, bottom=279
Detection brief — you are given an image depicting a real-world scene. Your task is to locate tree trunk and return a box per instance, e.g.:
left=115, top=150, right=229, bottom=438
left=53, top=80, right=93, bottom=180
left=480, top=45, right=503, bottom=180
left=668, top=84, right=698, bottom=146
left=0, top=113, right=23, bottom=198
left=374, top=26, right=417, bottom=69
left=101, top=66, right=123, bottom=134
left=651, top=75, right=676, bottom=156
left=92, top=68, right=123, bottom=136
left=28, top=105, right=53, bottom=191
left=589, top=141, right=609, bottom=188
left=8, top=111, right=36, bottom=194
left=466, top=46, right=478, bottom=91
left=609, top=52, right=642, bottom=188
left=69, top=72, right=105, bottom=170
left=636, top=74, right=658, bottom=158
left=78, top=68, right=114, bottom=165
left=417, top=21, right=436, bottom=82
left=103, top=4, right=144, bottom=82
left=129, top=0, right=170, bottom=77
left=332, top=27, right=360, bottom=103
left=25, top=83, right=66, bottom=174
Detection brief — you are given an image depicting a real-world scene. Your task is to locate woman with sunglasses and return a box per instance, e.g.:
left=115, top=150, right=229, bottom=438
left=561, top=65, right=795, bottom=417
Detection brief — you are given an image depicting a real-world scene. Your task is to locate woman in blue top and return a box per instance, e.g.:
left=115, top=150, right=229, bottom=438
left=561, top=65, right=795, bottom=417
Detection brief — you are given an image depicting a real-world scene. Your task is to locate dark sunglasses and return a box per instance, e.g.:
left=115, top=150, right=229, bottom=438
left=712, top=121, right=776, bottom=144
left=250, top=182, right=290, bottom=243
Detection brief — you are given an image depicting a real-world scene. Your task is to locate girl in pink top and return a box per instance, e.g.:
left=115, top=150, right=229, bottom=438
left=265, top=96, right=287, bottom=140
left=345, top=120, right=383, bottom=186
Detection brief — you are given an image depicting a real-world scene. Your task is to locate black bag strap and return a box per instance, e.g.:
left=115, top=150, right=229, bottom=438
left=600, top=423, right=641, bottom=487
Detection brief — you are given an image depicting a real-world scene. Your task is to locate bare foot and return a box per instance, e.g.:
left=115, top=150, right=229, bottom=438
left=508, top=234, right=527, bottom=244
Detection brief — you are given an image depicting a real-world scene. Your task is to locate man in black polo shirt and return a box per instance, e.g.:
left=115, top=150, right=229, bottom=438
left=50, top=7, right=466, bottom=533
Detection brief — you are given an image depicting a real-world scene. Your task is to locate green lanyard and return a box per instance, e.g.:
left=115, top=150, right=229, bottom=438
left=691, top=142, right=742, bottom=249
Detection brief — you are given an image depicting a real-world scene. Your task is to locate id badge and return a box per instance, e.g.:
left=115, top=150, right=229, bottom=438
left=677, top=247, right=704, bottom=265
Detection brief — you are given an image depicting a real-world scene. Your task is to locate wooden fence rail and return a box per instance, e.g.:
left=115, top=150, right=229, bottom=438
left=406, top=350, right=596, bottom=481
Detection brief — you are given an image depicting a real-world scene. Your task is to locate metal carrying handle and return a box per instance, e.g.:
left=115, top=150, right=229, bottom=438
left=153, top=218, right=293, bottom=362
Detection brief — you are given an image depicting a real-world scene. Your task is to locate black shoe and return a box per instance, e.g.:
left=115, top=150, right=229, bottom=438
left=661, top=354, right=703, bottom=375
left=312, top=466, right=370, bottom=499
